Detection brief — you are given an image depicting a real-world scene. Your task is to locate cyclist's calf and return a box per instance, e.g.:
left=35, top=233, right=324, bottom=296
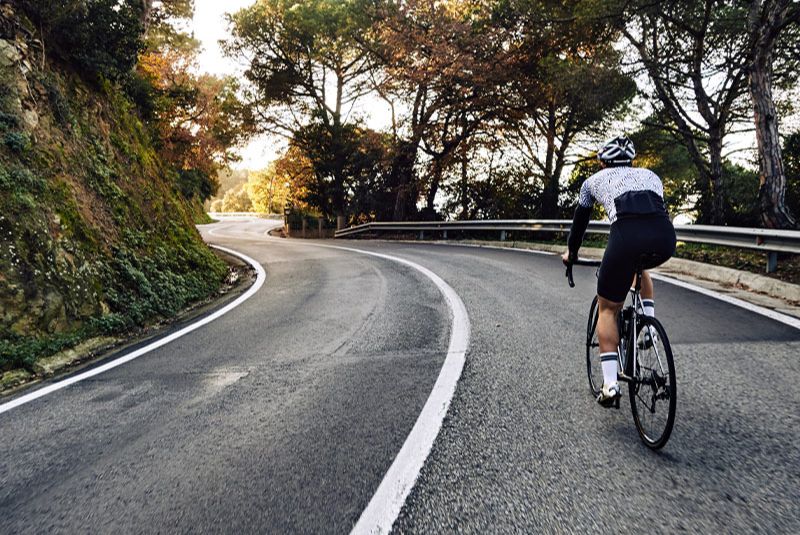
left=597, top=296, right=624, bottom=354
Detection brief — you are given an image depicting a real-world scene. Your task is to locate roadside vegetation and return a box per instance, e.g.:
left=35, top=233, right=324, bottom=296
left=0, top=1, right=251, bottom=374
left=220, top=0, right=799, bottom=230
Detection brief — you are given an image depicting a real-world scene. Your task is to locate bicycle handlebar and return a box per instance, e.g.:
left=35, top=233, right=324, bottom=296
left=564, top=258, right=603, bottom=288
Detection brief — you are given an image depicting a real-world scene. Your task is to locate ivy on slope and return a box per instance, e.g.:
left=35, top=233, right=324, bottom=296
left=0, top=39, right=225, bottom=372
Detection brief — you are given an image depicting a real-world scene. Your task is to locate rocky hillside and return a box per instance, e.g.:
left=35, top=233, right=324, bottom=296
left=0, top=4, right=226, bottom=371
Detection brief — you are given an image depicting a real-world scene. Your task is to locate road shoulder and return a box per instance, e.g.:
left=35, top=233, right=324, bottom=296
left=0, top=248, right=257, bottom=396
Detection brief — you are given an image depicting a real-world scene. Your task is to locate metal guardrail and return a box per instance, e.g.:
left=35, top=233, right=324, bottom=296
left=335, top=219, right=800, bottom=272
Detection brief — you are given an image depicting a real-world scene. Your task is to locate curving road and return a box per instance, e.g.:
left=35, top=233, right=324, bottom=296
left=1, top=218, right=798, bottom=533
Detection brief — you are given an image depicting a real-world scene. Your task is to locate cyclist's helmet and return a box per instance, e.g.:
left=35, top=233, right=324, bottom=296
left=597, top=136, right=636, bottom=165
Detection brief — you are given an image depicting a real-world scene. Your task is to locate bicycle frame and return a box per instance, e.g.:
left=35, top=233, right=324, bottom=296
left=618, top=268, right=668, bottom=386
left=566, top=258, right=668, bottom=386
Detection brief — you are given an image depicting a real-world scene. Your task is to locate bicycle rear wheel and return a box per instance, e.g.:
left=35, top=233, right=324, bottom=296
left=586, top=296, right=602, bottom=398
left=629, top=316, right=676, bottom=449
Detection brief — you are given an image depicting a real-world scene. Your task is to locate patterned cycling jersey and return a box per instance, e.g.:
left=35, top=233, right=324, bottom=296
left=578, top=167, right=665, bottom=223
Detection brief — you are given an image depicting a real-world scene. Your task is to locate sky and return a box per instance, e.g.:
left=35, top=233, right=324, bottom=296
left=191, top=0, right=278, bottom=170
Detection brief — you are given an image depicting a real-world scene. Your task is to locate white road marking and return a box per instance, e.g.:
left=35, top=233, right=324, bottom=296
left=0, top=245, right=266, bottom=415
left=650, top=272, right=800, bottom=330
left=277, top=240, right=471, bottom=535
left=345, top=236, right=800, bottom=332
left=196, top=223, right=800, bottom=531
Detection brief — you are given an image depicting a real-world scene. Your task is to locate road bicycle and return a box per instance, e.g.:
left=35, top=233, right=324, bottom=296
left=566, top=256, right=676, bottom=449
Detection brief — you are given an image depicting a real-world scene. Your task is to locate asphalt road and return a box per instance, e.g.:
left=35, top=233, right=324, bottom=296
left=2, top=219, right=799, bottom=533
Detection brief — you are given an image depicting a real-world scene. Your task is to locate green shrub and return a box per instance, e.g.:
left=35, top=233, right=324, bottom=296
left=39, top=72, right=72, bottom=127
left=0, top=329, right=88, bottom=371
left=0, top=112, right=19, bottom=131
left=3, top=131, right=30, bottom=153
left=20, top=0, right=145, bottom=84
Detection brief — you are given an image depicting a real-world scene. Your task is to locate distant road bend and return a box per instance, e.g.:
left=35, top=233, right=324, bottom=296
left=1, top=218, right=798, bottom=533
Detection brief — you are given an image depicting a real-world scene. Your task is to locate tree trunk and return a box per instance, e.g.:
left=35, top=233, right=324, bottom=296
left=708, top=133, right=726, bottom=225
left=540, top=105, right=559, bottom=219
left=748, top=4, right=797, bottom=228
left=460, top=157, right=469, bottom=220
left=140, top=0, right=154, bottom=33
left=424, top=159, right=444, bottom=218
left=390, top=141, right=419, bottom=221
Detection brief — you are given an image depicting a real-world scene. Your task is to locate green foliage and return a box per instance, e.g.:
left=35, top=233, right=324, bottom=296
left=0, top=112, right=19, bottom=130
left=0, top=328, right=89, bottom=371
left=38, top=71, right=73, bottom=127
left=102, top=237, right=226, bottom=328
left=220, top=184, right=253, bottom=212
left=784, top=132, right=800, bottom=220
left=0, top=25, right=230, bottom=372
left=443, top=170, right=543, bottom=220
left=19, top=0, right=145, bottom=83
left=293, top=121, right=390, bottom=218
left=630, top=121, right=698, bottom=217
left=177, top=168, right=218, bottom=201
left=3, top=131, right=30, bottom=153
left=0, top=165, right=46, bottom=193
left=123, top=72, right=158, bottom=121
left=724, top=162, right=760, bottom=227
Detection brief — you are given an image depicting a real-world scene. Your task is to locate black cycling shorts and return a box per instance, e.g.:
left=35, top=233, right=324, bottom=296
left=597, top=215, right=676, bottom=303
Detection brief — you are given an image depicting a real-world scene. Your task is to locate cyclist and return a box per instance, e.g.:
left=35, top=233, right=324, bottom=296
left=562, top=136, right=676, bottom=407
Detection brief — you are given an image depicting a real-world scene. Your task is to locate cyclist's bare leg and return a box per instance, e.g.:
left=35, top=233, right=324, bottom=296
left=597, top=296, right=624, bottom=392
left=597, top=296, right=624, bottom=354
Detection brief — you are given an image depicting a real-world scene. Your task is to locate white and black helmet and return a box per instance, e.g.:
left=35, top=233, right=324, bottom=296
left=597, top=136, right=636, bottom=165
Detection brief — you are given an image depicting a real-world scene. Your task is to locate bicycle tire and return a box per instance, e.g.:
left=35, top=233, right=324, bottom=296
left=586, top=296, right=602, bottom=398
left=628, top=316, right=676, bottom=449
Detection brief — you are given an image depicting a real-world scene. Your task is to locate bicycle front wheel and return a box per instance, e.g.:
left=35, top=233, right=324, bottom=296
left=586, top=296, right=602, bottom=398
left=629, top=316, right=676, bottom=449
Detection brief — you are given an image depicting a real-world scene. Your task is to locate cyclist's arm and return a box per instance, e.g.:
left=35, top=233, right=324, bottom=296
left=567, top=180, right=593, bottom=261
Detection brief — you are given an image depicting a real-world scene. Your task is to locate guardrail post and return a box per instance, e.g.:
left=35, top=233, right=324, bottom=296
left=500, top=230, right=507, bottom=241
left=418, top=230, right=424, bottom=240
left=766, top=252, right=778, bottom=273
left=443, top=230, right=448, bottom=240
left=318, top=219, right=323, bottom=238
left=302, top=217, right=307, bottom=239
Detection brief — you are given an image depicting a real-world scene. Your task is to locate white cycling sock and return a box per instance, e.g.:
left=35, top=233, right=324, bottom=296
left=642, top=299, right=655, bottom=318
left=600, top=352, right=618, bottom=385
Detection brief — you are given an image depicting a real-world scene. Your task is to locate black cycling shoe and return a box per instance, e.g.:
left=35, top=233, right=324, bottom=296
left=597, top=382, right=621, bottom=408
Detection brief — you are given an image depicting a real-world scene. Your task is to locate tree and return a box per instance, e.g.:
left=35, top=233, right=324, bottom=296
left=220, top=184, right=253, bottom=212
left=745, top=0, right=800, bottom=228
left=621, top=1, right=755, bottom=224
left=629, top=118, right=700, bottom=219
left=292, top=121, right=389, bottom=219
left=17, top=0, right=145, bottom=82
left=246, top=166, right=291, bottom=213
left=225, top=0, right=377, bottom=219
left=619, top=0, right=800, bottom=226
left=138, top=7, right=253, bottom=202
left=372, top=0, right=515, bottom=220
left=440, top=139, right=543, bottom=220
left=783, top=132, right=800, bottom=219
left=272, top=145, right=315, bottom=214
left=488, top=1, right=632, bottom=219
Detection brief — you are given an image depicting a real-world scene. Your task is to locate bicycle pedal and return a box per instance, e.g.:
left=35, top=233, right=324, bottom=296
left=597, top=393, right=621, bottom=409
